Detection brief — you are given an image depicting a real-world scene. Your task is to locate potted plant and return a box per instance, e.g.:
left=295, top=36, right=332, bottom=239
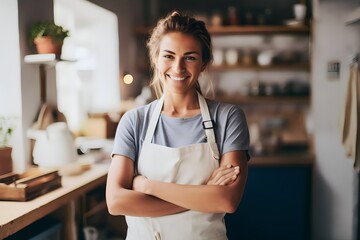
left=30, top=22, right=69, bottom=56
left=0, top=116, right=14, bottom=175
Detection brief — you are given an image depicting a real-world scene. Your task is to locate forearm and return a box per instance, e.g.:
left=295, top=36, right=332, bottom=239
left=106, top=155, right=187, bottom=217
left=107, top=187, right=187, bottom=217
left=142, top=179, right=242, bottom=213
left=136, top=151, right=248, bottom=213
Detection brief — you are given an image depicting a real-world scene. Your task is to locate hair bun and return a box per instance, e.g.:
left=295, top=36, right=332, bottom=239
left=171, top=11, right=181, bottom=17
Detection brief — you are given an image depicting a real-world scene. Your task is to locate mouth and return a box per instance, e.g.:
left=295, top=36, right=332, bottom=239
left=167, top=74, right=188, bottom=81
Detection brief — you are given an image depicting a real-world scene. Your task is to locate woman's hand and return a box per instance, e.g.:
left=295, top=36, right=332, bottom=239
left=133, top=175, right=148, bottom=193
left=206, top=164, right=240, bottom=186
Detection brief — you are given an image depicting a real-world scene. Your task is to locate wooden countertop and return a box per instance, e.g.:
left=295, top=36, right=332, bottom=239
left=0, top=149, right=313, bottom=239
left=0, top=163, right=109, bottom=239
left=249, top=152, right=314, bottom=166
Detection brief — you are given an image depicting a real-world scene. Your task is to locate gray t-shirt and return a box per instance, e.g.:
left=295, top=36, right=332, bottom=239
left=112, top=98, right=250, bottom=162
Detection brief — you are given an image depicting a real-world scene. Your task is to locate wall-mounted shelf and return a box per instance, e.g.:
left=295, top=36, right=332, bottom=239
left=210, top=63, right=310, bottom=71
left=135, top=25, right=310, bottom=36
left=24, top=54, right=60, bottom=103
left=24, top=54, right=74, bottom=103
left=215, top=95, right=310, bottom=105
left=206, top=25, right=310, bottom=35
left=24, top=54, right=59, bottom=65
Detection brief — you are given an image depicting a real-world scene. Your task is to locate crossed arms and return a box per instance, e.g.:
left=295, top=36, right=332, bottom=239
left=106, top=150, right=248, bottom=217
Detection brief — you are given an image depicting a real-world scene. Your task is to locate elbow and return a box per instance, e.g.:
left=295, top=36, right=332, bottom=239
left=225, top=204, right=238, bottom=214
left=106, top=196, right=119, bottom=216
left=107, top=205, right=118, bottom=216
left=223, top=199, right=239, bottom=214
left=219, top=189, right=242, bottom=214
left=106, top=193, right=126, bottom=216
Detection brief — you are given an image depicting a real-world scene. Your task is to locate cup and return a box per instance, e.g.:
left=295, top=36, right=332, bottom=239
left=294, top=4, right=306, bottom=21
left=213, top=49, right=224, bottom=66
left=225, top=49, right=238, bottom=66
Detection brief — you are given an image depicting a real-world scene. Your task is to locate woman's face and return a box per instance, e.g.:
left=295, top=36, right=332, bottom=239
left=156, top=32, right=206, bottom=95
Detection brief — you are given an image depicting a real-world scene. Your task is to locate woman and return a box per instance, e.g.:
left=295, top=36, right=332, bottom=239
left=106, top=11, right=250, bottom=240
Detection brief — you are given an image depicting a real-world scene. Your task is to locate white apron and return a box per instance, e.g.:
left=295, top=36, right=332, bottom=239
left=126, top=93, right=227, bottom=240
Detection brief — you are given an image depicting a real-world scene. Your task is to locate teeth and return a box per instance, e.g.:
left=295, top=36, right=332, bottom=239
left=169, top=75, right=186, bottom=81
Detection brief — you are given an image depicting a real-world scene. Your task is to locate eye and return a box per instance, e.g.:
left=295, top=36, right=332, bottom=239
left=184, top=56, right=197, bottom=61
left=163, top=54, right=174, bottom=60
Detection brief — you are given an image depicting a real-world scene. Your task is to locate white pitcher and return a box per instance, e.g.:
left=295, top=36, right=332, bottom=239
left=32, top=122, right=77, bottom=167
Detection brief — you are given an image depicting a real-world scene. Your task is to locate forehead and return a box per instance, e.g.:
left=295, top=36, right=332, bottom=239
left=159, top=32, right=202, bottom=53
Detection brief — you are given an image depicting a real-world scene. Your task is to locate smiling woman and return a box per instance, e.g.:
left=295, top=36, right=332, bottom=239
left=107, top=11, right=250, bottom=240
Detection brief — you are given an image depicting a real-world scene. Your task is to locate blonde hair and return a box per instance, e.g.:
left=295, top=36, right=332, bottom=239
left=147, top=11, right=213, bottom=98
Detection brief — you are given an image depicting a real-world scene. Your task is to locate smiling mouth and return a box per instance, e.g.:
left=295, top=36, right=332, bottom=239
left=167, top=74, right=188, bottom=81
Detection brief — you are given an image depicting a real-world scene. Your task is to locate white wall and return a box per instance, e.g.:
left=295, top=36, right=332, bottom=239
left=0, top=0, right=24, bottom=171
left=0, top=0, right=56, bottom=172
left=312, top=0, right=360, bottom=239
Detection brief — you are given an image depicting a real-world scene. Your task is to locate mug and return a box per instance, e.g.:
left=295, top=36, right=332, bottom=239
left=213, top=49, right=224, bottom=66
left=294, top=4, right=306, bottom=21
left=225, top=49, right=238, bottom=65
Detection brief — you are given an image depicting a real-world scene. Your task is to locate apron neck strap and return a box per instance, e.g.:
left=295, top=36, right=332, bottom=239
left=144, top=95, right=164, bottom=143
left=197, top=92, right=220, bottom=160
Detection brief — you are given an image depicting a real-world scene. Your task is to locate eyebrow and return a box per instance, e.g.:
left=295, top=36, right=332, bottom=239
left=162, top=50, right=200, bottom=55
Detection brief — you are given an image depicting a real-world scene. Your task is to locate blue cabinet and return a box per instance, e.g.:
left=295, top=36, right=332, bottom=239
left=225, top=165, right=312, bottom=240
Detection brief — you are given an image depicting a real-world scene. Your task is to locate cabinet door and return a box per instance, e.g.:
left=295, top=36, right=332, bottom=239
left=225, top=166, right=312, bottom=240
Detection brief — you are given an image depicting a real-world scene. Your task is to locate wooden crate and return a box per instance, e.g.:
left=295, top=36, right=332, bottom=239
left=0, top=168, right=62, bottom=201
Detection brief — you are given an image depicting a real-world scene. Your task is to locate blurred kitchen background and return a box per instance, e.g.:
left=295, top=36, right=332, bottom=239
left=0, top=0, right=360, bottom=239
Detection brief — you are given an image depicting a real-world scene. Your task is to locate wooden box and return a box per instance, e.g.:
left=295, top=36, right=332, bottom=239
left=82, top=113, right=121, bottom=139
left=0, top=168, right=62, bottom=201
left=0, top=147, right=13, bottom=176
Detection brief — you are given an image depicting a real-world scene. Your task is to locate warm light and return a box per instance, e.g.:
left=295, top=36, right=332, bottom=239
left=123, top=74, right=133, bottom=84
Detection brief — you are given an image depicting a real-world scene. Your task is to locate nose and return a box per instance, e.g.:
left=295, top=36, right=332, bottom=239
left=172, top=58, right=185, bottom=73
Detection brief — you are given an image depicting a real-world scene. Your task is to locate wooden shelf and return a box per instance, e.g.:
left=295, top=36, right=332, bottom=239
left=135, top=25, right=310, bottom=36
left=249, top=152, right=314, bottom=166
left=210, top=63, right=310, bottom=71
left=137, top=63, right=309, bottom=73
left=207, top=25, right=310, bottom=35
left=216, top=95, right=310, bottom=105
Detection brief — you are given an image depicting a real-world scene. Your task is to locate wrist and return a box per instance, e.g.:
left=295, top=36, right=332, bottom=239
left=143, top=178, right=152, bottom=195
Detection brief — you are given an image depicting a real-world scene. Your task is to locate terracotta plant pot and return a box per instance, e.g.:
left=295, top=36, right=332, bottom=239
left=0, top=147, right=13, bottom=176
left=34, top=36, right=63, bottom=55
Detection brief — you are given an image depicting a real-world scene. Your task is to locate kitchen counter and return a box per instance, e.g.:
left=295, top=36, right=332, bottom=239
left=0, top=162, right=109, bottom=239
left=249, top=151, right=314, bottom=166
left=0, top=150, right=313, bottom=239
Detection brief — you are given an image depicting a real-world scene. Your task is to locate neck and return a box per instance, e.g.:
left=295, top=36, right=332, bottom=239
left=162, top=90, right=200, bottom=118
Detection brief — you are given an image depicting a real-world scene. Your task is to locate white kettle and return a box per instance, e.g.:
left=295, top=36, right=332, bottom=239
left=31, top=122, right=77, bottom=167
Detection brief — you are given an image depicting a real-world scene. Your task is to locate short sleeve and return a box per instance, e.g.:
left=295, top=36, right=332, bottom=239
left=111, top=110, right=137, bottom=161
left=222, top=106, right=251, bottom=160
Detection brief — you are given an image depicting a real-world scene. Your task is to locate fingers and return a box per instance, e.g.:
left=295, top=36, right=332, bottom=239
left=216, top=166, right=240, bottom=185
left=206, top=164, right=241, bottom=185
left=208, top=165, right=239, bottom=185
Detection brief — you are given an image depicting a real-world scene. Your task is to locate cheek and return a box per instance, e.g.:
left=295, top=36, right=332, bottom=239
left=156, top=59, right=167, bottom=71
